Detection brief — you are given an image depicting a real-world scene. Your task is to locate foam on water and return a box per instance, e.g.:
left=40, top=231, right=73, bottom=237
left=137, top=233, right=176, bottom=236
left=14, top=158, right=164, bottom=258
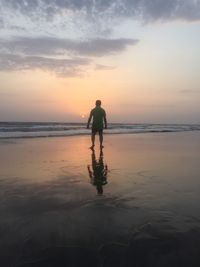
left=0, top=122, right=199, bottom=139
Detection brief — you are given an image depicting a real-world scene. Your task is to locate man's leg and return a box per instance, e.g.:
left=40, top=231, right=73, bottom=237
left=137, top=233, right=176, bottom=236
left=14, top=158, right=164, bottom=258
left=91, top=130, right=96, bottom=148
left=99, top=130, right=103, bottom=148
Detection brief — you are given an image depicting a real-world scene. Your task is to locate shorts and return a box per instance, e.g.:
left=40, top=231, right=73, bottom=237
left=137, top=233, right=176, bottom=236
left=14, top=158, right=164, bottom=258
left=92, top=128, right=103, bottom=135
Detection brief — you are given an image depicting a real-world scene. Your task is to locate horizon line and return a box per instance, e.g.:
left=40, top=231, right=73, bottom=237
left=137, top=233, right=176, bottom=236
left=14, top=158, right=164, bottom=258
left=0, top=121, right=199, bottom=126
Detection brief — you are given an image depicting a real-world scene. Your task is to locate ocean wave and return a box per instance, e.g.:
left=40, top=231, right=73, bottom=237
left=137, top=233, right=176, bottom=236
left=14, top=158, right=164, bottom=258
left=0, top=122, right=199, bottom=139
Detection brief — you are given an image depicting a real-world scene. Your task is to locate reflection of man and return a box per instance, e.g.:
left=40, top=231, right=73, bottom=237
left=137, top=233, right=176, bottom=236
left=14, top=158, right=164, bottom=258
left=87, top=149, right=108, bottom=195
left=87, top=100, right=107, bottom=149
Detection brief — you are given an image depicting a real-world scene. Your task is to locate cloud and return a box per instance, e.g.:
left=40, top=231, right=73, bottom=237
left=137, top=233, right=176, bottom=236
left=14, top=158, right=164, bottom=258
left=0, top=17, right=4, bottom=28
left=0, top=37, right=138, bottom=75
left=0, top=53, right=90, bottom=77
left=2, top=0, right=200, bottom=22
left=0, top=37, right=139, bottom=57
left=95, top=64, right=116, bottom=70
left=179, top=89, right=200, bottom=94
left=0, top=91, right=18, bottom=97
left=1, top=1, right=198, bottom=77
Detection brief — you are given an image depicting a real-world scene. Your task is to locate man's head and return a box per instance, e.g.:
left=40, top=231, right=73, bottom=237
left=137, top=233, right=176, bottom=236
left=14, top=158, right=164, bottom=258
left=96, top=100, right=101, bottom=106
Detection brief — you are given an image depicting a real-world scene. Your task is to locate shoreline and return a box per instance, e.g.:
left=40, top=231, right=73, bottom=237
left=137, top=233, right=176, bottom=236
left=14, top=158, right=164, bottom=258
left=0, top=122, right=199, bottom=140
left=0, top=128, right=200, bottom=141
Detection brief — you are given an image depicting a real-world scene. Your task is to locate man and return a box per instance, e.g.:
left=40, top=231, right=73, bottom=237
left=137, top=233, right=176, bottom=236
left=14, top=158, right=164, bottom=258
left=87, top=100, right=107, bottom=149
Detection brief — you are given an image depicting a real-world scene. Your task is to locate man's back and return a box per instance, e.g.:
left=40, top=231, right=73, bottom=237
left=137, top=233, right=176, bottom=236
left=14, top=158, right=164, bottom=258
left=87, top=99, right=107, bottom=149
left=91, top=106, right=106, bottom=129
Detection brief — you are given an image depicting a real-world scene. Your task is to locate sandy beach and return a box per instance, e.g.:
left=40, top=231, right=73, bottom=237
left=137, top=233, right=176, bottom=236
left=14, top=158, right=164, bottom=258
left=0, top=132, right=200, bottom=266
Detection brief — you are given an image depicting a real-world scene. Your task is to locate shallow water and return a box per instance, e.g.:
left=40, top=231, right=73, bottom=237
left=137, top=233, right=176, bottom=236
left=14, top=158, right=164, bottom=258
left=0, top=132, right=200, bottom=266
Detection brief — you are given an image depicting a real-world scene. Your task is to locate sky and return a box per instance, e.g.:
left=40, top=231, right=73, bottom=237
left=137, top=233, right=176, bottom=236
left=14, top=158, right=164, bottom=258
left=0, top=0, right=200, bottom=123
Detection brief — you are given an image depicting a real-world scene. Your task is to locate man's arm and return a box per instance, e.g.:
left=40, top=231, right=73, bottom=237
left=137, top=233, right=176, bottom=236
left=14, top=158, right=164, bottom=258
left=104, top=112, right=107, bottom=129
left=87, top=111, right=92, bottom=129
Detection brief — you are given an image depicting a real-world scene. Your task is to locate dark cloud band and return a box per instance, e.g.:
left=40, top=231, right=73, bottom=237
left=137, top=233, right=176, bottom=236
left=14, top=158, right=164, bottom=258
left=0, top=37, right=138, bottom=56
left=0, top=37, right=138, bottom=75
left=0, top=53, right=90, bottom=77
left=2, top=0, right=200, bottom=21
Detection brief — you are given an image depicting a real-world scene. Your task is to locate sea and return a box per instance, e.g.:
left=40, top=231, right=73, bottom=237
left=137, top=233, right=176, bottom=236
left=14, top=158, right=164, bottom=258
left=0, top=122, right=200, bottom=139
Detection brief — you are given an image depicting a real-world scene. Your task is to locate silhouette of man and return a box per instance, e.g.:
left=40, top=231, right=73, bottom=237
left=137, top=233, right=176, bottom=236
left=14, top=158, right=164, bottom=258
left=87, top=100, right=107, bottom=149
left=87, top=149, right=108, bottom=195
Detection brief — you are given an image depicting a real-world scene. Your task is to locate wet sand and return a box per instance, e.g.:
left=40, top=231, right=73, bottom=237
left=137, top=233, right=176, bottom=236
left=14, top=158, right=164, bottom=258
left=0, top=132, right=200, bottom=266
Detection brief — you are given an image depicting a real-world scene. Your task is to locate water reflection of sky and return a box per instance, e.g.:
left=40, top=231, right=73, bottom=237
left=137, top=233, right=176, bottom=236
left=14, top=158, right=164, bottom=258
left=0, top=133, right=200, bottom=266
